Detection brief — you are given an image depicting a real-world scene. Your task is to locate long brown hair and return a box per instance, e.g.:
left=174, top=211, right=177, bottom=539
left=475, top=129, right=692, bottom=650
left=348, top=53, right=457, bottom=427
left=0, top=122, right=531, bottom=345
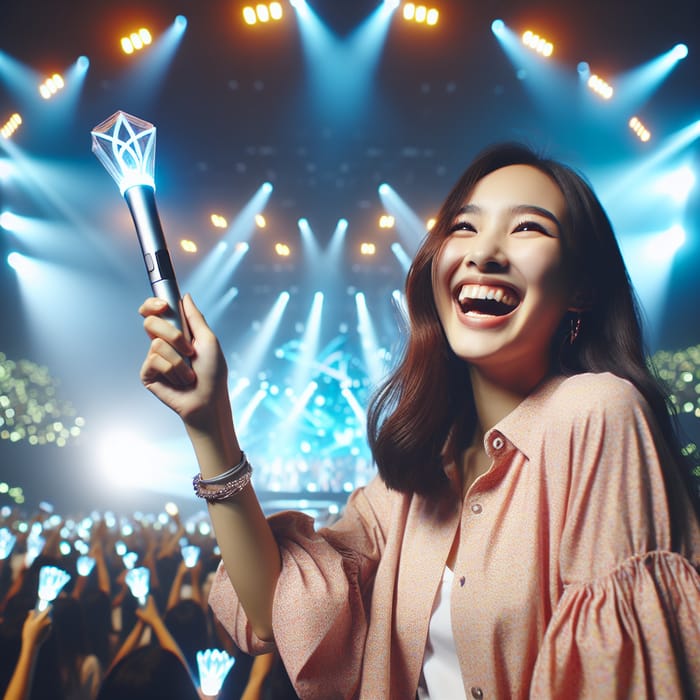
left=367, top=143, right=697, bottom=516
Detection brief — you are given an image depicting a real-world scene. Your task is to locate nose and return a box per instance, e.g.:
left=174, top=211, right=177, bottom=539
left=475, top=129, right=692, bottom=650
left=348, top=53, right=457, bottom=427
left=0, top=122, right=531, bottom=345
left=465, top=236, right=508, bottom=272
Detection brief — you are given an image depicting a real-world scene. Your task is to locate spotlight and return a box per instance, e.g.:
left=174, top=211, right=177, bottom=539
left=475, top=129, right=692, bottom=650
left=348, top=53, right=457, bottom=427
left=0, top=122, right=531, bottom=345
left=629, top=116, right=651, bottom=142
left=175, top=15, right=188, bottom=30
left=672, top=43, right=688, bottom=60
left=243, top=3, right=284, bottom=25
left=38, top=73, right=64, bottom=100
left=120, top=28, right=153, bottom=55
left=76, top=56, right=90, bottom=71
left=403, top=3, right=439, bottom=26
left=275, top=242, right=291, bottom=256
left=587, top=73, right=614, bottom=99
left=210, top=213, right=228, bottom=228
left=491, top=19, right=505, bottom=37
left=255, top=214, right=267, bottom=228
left=577, top=61, right=590, bottom=79
left=180, top=239, right=197, bottom=253
left=360, top=242, right=376, bottom=255
left=521, top=30, right=554, bottom=57
left=378, top=215, right=395, bottom=229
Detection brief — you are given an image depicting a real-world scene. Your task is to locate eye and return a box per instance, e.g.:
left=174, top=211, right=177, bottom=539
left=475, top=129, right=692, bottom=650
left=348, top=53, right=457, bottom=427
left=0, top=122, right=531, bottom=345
left=448, top=220, right=477, bottom=235
left=512, top=220, right=556, bottom=237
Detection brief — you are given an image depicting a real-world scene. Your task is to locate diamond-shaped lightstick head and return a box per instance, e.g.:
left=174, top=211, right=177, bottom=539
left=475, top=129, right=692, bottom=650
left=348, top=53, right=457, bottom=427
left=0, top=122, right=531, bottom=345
left=0, top=527, right=16, bottom=561
left=36, top=565, right=71, bottom=612
left=196, top=648, right=235, bottom=696
left=91, top=111, right=156, bottom=195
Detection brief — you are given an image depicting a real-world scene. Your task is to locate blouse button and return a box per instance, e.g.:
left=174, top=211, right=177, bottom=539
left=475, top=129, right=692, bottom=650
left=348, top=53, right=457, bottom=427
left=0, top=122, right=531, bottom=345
left=470, top=503, right=482, bottom=514
left=471, top=688, right=483, bottom=699
left=492, top=435, right=505, bottom=450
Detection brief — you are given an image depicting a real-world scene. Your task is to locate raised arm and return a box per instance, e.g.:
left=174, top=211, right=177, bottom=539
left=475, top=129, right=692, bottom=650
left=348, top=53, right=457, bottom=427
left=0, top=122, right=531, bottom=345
left=139, top=294, right=281, bottom=641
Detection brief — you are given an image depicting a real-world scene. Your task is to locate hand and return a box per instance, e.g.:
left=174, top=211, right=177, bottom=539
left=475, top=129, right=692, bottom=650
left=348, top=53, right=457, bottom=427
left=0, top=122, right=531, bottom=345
left=21, top=607, right=52, bottom=650
left=134, top=595, right=161, bottom=627
left=139, top=294, right=229, bottom=429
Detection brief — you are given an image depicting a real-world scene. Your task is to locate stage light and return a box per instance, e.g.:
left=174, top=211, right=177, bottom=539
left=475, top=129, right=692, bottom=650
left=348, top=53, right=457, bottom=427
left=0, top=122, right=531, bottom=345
left=175, top=15, right=188, bottom=30
left=656, top=166, right=696, bottom=203
left=491, top=19, right=505, bottom=37
left=672, top=43, right=688, bottom=60
left=521, top=30, right=554, bottom=57
left=1, top=113, right=22, bottom=139
left=38, top=73, right=64, bottom=100
left=577, top=61, right=590, bottom=79
left=426, top=217, right=436, bottom=230
left=644, top=224, right=686, bottom=261
left=275, top=242, right=291, bottom=256
left=360, top=242, right=376, bottom=255
left=629, top=116, right=651, bottom=142
left=121, top=28, right=152, bottom=55
left=255, top=214, right=267, bottom=228
left=378, top=214, right=394, bottom=228
left=243, top=3, right=283, bottom=25
left=210, top=213, right=227, bottom=228
left=403, top=4, right=439, bottom=26
left=587, top=73, right=614, bottom=99
left=180, top=239, right=197, bottom=253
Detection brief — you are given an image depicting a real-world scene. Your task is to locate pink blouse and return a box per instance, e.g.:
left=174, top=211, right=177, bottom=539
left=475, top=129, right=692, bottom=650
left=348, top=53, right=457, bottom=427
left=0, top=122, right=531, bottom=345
left=209, top=372, right=700, bottom=699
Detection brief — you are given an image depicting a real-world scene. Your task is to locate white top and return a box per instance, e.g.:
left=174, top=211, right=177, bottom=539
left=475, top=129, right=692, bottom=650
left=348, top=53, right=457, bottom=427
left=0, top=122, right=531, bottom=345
left=417, top=567, right=466, bottom=699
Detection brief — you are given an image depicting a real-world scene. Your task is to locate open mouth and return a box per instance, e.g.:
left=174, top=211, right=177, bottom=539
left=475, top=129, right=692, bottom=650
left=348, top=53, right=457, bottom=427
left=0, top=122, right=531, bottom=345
left=456, top=284, right=520, bottom=317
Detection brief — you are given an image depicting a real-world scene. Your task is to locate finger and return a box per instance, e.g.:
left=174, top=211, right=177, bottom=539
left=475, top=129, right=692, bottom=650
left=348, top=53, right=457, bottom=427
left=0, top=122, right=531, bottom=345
left=141, top=342, right=195, bottom=387
left=143, top=314, right=194, bottom=358
left=138, top=296, right=169, bottom=318
left=182, top=294, right=215, bottom=340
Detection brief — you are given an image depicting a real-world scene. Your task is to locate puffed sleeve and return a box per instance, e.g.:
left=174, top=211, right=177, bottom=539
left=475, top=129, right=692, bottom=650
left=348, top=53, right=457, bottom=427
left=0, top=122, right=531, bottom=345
left=208, top=474, right=393, bottom=699
left=531, top=373, right=700, bottom=698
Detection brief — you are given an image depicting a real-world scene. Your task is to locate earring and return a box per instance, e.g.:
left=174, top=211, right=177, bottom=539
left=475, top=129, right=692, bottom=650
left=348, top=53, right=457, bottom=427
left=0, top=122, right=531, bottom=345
left=569, top=314, right=582, bottom=345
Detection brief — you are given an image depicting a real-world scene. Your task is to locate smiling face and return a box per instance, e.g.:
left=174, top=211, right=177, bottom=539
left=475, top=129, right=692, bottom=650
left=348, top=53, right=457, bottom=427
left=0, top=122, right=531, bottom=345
left=433, top=164, right=572, bottom=391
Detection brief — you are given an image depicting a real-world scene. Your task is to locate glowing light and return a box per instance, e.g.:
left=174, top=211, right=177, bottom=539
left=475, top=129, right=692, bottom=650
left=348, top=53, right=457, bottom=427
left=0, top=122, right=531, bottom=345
left=426, top=217, right=436, bottom=230
left=181, top=544, right=200, bottom=568
left=91, top=111, right=156, bottom=195
left=121, top=28, right=152, bottom=54
left=243, top=3, right=283, bottom=25
left=125, top=566, right=150, bottom=605
left=672, top=43, right=688, bottom=60
left=521, top=30, right=554, bottom=57
left=275, top=242, right=291, bottom=256
left=1, top=113, right=22, bottom=140
left=403, top=4, right=438, bottom=25
left=491, top=19, right=505, bottom=37
left=0, top=528, right=16, bottom=560
left=36, top=566, right=71, bottom=611
left=210, top=213, right=228, bottom=228
left=629, top=116, right=651, bottom=142
left=76, top=555, right=96, bottom=576
left=122, top=551, right=138, bottom=569
left=644, top=225, right=686, bottom=261
left=255, top=214, right=267, bottom=228
left=587, top=74, right=614, bottom=99
left=360, top=242, right=376, bottom=255
left=180, top=239, right=198, bottom=253
left=197, top=649, right=235, bottom=696
left=38, top=73, right=64, bottom=100
left=655, top=166, right=695, bottom=202
left=378, top=215, right=395, bottom=228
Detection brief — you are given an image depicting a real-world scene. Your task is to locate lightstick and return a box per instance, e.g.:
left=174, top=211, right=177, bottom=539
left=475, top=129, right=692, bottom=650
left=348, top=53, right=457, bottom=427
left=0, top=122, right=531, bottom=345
left=122, top=551, right=138, bottom=570
left=0, top=527, right=16, bottom=560
left=196, top=648, right=235, bottom=697
left=181, top=544, right=200, bottom=568
left=91, top=111, right=190, bottom=339
left=36, top=565, right=71, bottom=611
left=125, top=566, right=150, bottom=606
left=76, top=555, right=96, bottom=577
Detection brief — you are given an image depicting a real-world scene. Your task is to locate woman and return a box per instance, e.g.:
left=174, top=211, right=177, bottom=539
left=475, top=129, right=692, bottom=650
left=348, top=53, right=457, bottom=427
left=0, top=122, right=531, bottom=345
left=139, top=143, right=700, bottom=698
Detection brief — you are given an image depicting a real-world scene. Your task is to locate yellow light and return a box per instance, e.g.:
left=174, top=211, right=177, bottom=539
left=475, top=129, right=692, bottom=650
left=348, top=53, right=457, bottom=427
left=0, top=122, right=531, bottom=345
left=39, top=84, right=51, bottom=99
left=130, top=32, right=143, bottom=50
left=588, top=74, right=614, bottom=99
left=121, top=37, right=134, bottom=54
left=426, top=8, right=439, bottom=25
left=416, top=5, right=427, bottom=22
left=139, top=28, right=152, bottom=45
left=52, top=74, right=64, bottom=89
left=404, top=3, right=416, bottom=20
left=243, top=6, right=257, bottom=24
left=180, top=239, right=198, bottom=253
left=522, top=30, right=554, bottom=57
left=275, top=242, right=290, bottom=256
left=256, top=3, right=270, bottom=22
left=360, top=242, right=376, bottom=256
left=426, top=217, right=436, bottom=231
left=270, top=1, right=283, bottom=20
left=629, top=116, right=651, bottom=142
left=379, top=214, right=395, bottom=229
left=255, top=214, right=267, bottom=228
left=210, top=213, right=228, bottom=228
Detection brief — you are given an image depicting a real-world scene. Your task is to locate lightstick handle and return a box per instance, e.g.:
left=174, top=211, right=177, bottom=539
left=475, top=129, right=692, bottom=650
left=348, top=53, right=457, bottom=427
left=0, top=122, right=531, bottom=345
left=124, top=186, right=191, bottom=343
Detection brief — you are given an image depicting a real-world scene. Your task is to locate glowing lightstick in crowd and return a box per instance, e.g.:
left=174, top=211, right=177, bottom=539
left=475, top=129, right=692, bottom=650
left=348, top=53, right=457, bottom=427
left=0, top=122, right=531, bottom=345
left=196, top=648, right=235, bottom=697
left=76, top=555, right=96, bottom=577
left=25, top=528, right=46, bottom=567
left=122, top=551, right=138, bottom=570
left=181, top=544, right=200, bottom=568
left=125, top=566, right=150, bottom=606
left=0, top=528, right=16, bottom=560
left=91, top=111, right=190, bottom=339
left=36, top=565, right=71, bottom=611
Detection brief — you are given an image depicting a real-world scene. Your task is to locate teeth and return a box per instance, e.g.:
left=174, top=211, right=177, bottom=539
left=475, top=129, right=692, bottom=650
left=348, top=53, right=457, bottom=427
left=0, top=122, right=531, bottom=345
left=457, top=284, right=518, bottom=307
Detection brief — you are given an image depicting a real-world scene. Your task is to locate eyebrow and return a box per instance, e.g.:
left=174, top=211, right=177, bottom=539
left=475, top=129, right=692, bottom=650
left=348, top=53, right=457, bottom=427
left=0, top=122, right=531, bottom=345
left=456, top=204, right=562, bottom=232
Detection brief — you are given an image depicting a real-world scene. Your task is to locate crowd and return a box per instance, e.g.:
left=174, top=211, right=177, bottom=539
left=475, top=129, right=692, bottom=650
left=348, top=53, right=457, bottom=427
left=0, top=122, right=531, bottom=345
left=0, top=504, right=298, bottom=700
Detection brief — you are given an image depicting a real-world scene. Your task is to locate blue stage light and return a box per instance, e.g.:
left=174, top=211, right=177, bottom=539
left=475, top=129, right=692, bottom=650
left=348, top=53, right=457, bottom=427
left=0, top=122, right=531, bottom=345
left=491, top=19, right=505, bottom=37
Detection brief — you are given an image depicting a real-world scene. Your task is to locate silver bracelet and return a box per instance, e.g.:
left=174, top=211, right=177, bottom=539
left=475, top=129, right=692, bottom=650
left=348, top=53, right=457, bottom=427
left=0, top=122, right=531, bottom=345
left=197, top=452, right=248, bottom=486
left=192, top=461, right=253, bottom=503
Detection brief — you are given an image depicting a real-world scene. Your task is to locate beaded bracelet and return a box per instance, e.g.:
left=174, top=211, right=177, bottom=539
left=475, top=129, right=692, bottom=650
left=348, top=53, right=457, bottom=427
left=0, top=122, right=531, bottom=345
left=193, top=457, right=253, bottom=503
